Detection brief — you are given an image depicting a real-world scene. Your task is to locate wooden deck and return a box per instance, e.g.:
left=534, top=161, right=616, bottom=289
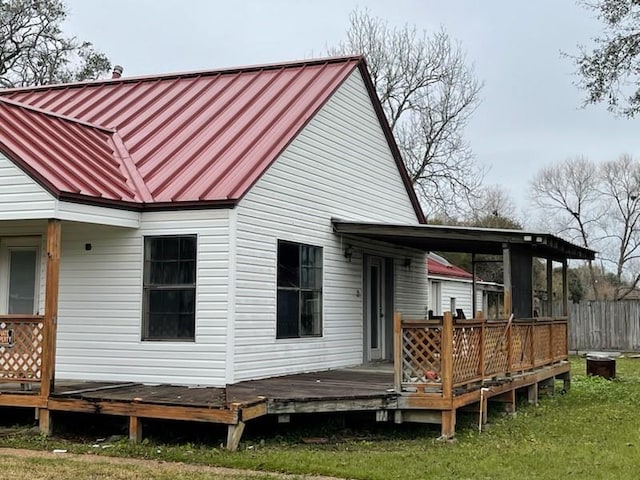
left=0, top=358, right=569, bottom=450
left=0, top=308, right=574, bottom=450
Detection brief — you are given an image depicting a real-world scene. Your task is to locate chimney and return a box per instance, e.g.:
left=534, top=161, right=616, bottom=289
left=112, top=65, right=124, bottom=79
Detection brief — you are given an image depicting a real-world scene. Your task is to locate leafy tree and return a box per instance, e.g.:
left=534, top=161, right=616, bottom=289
left=572, top=0, right=640, bottom=116
left=0, top=0, right=110, bottom=87
left=330, top=8, right=484, bottom=219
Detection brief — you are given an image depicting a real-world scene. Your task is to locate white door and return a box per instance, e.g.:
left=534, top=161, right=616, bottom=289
left=0, top=237, right=41, bottom=315
left=366, top=256, right=385, bottom=361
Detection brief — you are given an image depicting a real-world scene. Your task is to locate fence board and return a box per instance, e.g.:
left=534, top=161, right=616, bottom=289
left=568, top=301, right=640, bottom=351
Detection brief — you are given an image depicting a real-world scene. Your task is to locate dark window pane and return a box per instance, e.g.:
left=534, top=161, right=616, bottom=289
left=277, top=241, right=299, bottom=287
left=370, top=266, right=379, bottom=348
left=301, top=290, right=321, bottom=336
left=147, top=289, right=195, bottom=339
left=277, top=290, right=299, bottom=338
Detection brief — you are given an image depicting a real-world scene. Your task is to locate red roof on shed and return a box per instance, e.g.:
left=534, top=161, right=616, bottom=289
left=427, top=255, right=474, bottom=280
left=0, top=56, right=424, bottom=217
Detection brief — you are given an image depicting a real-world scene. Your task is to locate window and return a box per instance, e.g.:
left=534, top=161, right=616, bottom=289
left=277, top=240, right=322, bottom=338
left=143, top=236, right=196, bottom=341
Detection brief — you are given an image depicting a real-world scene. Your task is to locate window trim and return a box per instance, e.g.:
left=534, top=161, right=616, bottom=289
left=276, top=240, right=323, bottom=339
left=142, top=234, right=197, bottom=342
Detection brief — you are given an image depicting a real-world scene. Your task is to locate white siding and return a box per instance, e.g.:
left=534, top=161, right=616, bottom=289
left=55, top=210, right=230, bottom=386
left=429, top=276, right=480, bottom=318
left=0, top=153, right=56, bottom=219
left=232, top=69, right=427, bottom=382
left=56, top=201, right=140, bottom=228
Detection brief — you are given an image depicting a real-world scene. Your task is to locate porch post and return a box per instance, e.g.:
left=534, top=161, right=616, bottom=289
left=502, top=244, right=512, bottom=317
left=562, top=260, right=568, bottom=316
left=546, top=257, right=553, bottom=317
left=41, top=219, right=61, bottom=399
left=393, top=312, right=402, bottom=393
left=441, top=312, right=454, bottom=400
left=471, top=253, right=477, bottom=317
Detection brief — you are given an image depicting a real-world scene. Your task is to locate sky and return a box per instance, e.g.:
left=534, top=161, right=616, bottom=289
left=63, top=0, right=640, bottom=226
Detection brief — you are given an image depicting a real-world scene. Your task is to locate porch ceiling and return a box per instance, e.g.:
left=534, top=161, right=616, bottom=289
left=332, top=220, right=596, bottom=261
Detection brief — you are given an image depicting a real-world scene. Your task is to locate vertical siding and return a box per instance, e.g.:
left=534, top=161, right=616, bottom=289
left=0, top=153, right=56, bottom=219
left=233, top=69, right=427, bottom=382
left=56, top=210, right=230, bottom=385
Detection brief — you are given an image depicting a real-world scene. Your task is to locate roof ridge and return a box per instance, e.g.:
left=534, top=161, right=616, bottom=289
left=109, top=132, right=153, bottom=203
left=0, top=56, right=364, bottom=94
left=0, top=96, right=115, bottom=133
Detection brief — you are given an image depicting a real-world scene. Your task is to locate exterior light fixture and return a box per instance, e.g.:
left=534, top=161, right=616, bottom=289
left=344, top=245, right=353, bottom=262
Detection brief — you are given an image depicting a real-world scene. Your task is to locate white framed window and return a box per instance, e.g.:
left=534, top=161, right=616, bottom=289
left=0, top=237, right=41, bottom=315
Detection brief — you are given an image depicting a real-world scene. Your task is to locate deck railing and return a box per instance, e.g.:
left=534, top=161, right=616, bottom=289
left=393, top=312, right=568, bottom=397
left=0, top=315, right=46, bottom=384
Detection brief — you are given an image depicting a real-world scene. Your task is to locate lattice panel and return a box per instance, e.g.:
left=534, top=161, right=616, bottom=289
left=0, top=321, right=44, bottom=382
left=484, top=325, right=509, bottom=376
left=452, top=326, right=482, bottom=384
left=534, top=324, right=552, bottom=365
left=511, top=324, right=533, bottom=371
left=552, top=323, right=568, bottom=360
left=402, top=327, right=441, bottom=383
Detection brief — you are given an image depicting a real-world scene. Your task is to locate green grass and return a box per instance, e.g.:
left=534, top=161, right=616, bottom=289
left=2, top=356, right=640, bottom=479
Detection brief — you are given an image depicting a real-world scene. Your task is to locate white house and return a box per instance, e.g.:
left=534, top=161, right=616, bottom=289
left=0, top=56, right=430, bottom=387
left=427, top=253, right=503, bottom=319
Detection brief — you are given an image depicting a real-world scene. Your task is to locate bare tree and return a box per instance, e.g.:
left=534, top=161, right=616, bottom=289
left=330, top=8, right=484, bottom=219
left=598, top=154, right=640, bottom=298
left=0, top=0, right=110, bottom=87
left=571, top=0, right=640, bottom=116
left=467, top=184, right=521, bottom=229
left=530, top=156, right=603, bottom=298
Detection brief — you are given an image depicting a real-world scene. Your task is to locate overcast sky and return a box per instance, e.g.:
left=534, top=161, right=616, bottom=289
left=64, top=0, right=640, bottom=226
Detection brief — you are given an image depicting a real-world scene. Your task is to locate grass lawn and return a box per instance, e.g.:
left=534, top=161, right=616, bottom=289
left=1, top=356, right=639, bottom=479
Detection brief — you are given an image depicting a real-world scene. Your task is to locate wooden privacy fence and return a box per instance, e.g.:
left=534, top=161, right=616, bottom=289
left=394, top=312, right=568, bottom=397
left=0, top=315, right=47, bottom=384
left=568, top=301, right=640, bottom=351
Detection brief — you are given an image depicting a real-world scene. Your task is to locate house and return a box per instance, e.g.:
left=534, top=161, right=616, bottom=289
left=427, top=253, right=503, bottom=319
left=0, top=56, right=595, bottom=448
left=0, top=56, right=430, bottom=388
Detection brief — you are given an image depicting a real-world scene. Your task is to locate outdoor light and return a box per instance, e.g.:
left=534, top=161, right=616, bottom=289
left=344, top=245, right=353, bottom=262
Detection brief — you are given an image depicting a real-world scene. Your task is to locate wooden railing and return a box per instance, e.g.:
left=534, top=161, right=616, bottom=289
left=394, top=312, right=568, bottom=397
left=0, top=315, right=46, bottom=384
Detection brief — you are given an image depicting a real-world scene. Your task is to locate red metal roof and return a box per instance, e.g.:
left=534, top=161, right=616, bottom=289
left=427, top=255, right=474, bottom=280
left=0, top=56, right=425, bottom=218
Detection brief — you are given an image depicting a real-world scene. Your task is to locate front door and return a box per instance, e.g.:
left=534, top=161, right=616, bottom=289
left=0, top=237, right=41, bottom=315
left=366, top=256, right=385, bottom=361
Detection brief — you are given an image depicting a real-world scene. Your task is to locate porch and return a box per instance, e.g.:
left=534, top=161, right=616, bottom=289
left=0, top=310, right=571, bottom=449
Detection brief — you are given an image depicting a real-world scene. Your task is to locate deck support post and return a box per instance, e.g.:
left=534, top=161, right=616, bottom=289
left=38, top=408, right=52, bottom=436
left=226, top=421, right=245, bottom=451
left=558, top=372, right=571, bottom=392
left=527, top=383, right=538, bottom=405
left=491, top=389, right=516, bottom=413
left=440, top=409, right=456, bottom=438
left=129, top=416, right=142, bottom=443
